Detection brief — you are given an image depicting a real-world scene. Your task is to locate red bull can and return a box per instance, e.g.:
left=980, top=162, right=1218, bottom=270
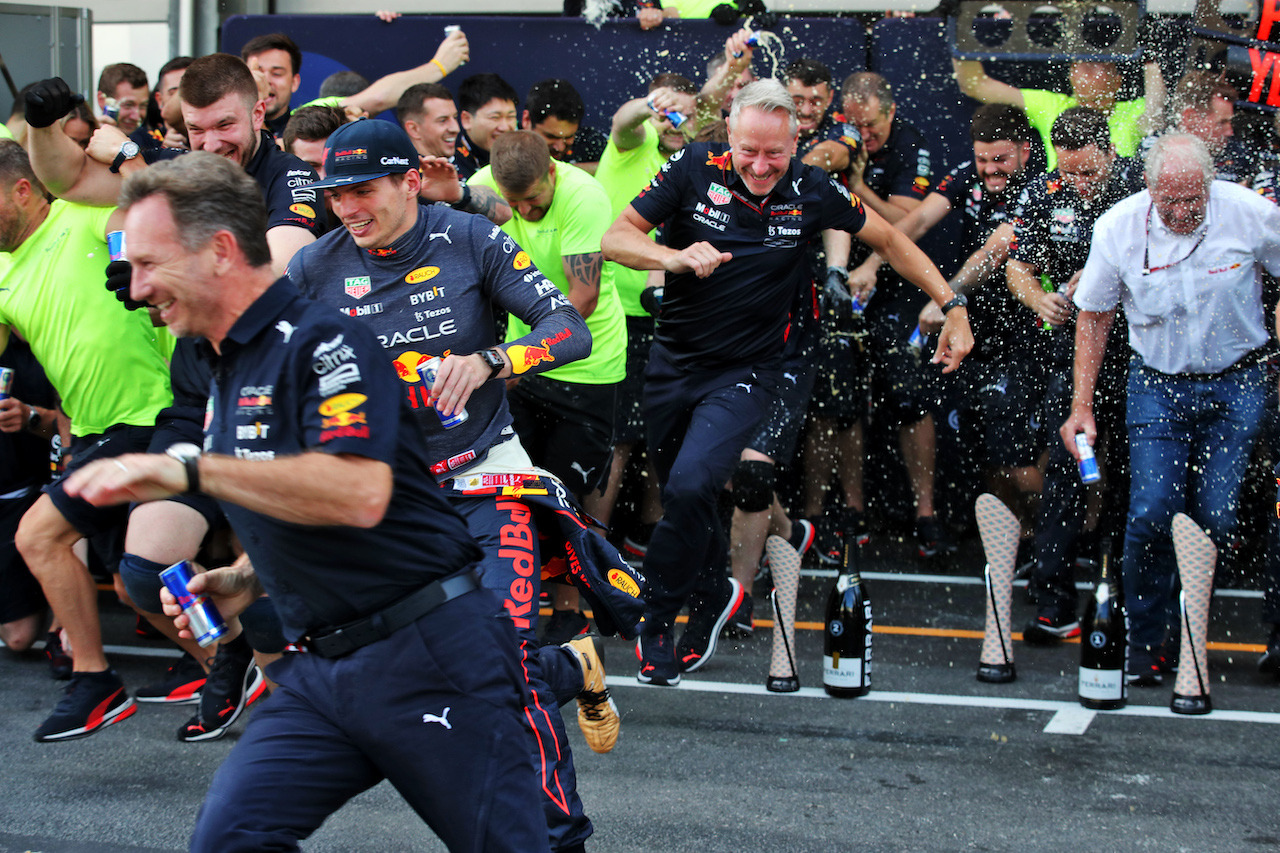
left=160, top=560, right=228, bottom=647
left=646, top=96, right=686, bottom=128
left=419, top=356, right=469, bottom=429
left=1075, top=433, right=1101, bottom=484
left=107, top=230, right=127, bottom=262
left=0, top=367, right=13, bottom=401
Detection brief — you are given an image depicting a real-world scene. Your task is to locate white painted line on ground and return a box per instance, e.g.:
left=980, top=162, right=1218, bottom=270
left=610, top=676, right=1280, bottom=729
left=1044, top=705, right=1097, bottom=734
left=800, top=569, right=1263, bottom=599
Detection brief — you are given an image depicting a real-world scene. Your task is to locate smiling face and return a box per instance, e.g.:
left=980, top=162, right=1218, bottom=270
left=182, top=93, right=263, bottom=168
left=126, top=195, right=221, bottom=338
left=1181, top=96, right=1234, bottom=159
left=326, top=172, right=422, bottom=249
left=100, top=81, right=149, bottom=135
left=786, top=79, right=833, bottom=136
left=406, top=97, right=460, bottom=159
left=527, top=114, right=578, bottom=160
left=245, top=48, right=299, bottom=121
left=973, top=139, right=1030, bottom=196
left=461, top=97, right=517, bottom=153
left=728, top=106, right=798, bottom=197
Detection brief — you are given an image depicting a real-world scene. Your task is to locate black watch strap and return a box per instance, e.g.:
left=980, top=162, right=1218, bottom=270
left=165, top=443, right=202, bottom=494
left=941, top=293, right=968, bottom=314
left=478, top=347, right=506, bottom=380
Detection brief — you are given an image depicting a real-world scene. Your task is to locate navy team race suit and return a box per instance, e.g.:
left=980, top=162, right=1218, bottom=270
left=287, top=202, right=594, bottom=851
left=628, top=143, right=867, bottom=651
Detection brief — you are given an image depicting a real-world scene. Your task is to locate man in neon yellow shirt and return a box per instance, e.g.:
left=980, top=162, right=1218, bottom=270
left=954, top=58, right=1166, bottom=169
left=471, top=131, right=626, bottom=504
left=0, top=139, right=174, bottom=741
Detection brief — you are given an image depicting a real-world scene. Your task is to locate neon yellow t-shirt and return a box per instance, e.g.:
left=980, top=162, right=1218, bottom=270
left=470, top=163, right=626, bottom=385
left=0, top=201, right=173, bottom=436
left=593, top=122, right=669, bottom=316
left=292, top=96, right=345, bottom=114
left=1020, top=89, right=1146, bottom=170
left=0, top=123, right=12, bottom=140
left=664, top=0, right=725, bottom=17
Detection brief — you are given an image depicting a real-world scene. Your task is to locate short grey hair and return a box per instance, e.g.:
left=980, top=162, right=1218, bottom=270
left=1144, top=132, right=1214, bottom=189
left=728, top=78, right=798, bottom=137
left=119, top=151, right=272, bottom=268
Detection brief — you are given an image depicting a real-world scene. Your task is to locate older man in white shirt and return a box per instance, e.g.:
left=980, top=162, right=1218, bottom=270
left=1062, top=133, right=1280, bottom=689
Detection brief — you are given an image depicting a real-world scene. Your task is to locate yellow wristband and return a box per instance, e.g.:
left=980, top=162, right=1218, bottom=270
left=429, top=58, right=448, bottom=78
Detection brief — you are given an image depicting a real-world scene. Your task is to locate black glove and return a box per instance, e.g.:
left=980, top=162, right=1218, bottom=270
left=710, top=3, right=738, bottom=25
left=640, top=285, right=664, bottom=317
left=822, top=266, right=852, bottom=316
left=24, top=78, right=83, bottom=129
left=105, top=260, right=145, bottom=311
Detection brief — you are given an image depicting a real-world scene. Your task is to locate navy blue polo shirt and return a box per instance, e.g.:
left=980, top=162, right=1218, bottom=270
left=200, top=278, right=482, bottom=639
left=1009, top=158, right=1143, bottom=367
left=629, top=142, right=867, bottom=372
left=797, top=111, right=862, bottom=166
left=932, top=161, right=1034, bottom=361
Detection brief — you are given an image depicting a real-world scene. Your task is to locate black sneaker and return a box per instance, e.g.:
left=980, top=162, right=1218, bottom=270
left=178, top=639, right=265, bottom=742
left=43, top=630, right=72, bottom=681
left=723, top=592, right=755, bottom=639
left=34, top=670, right=137, bottom=742
left=676, top=578, right=745, bottom=673
left=635, top=629, right=680, bottom=686
left=622, top=522, right=656, bottom=568
left=840, top=506, right=871, bottom=548
left=134, top=614, right=166, bottom=640
left=787, top=519, right=816, bottom=558
left=135, top=655, right=207, bottom=705
left=916, top=516, right=945, bottom=558
left=1126, top=647, right=1164, bottom=687
left=539, top=609, right=590, bottom=647
left=813, top=516, right=843, bottom=566
left=1022, top=614, right=1081, bottom=645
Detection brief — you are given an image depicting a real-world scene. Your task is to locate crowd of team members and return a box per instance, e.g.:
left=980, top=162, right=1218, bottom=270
left=0, top=10, right=1279, bottom=848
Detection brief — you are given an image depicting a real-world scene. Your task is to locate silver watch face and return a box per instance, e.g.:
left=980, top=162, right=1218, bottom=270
left=166, top=441, right=201, bottom=461
left=122, top=141, right=139, bottom=158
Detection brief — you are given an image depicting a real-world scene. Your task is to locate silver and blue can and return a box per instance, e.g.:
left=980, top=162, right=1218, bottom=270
left=107, top=230, right=127, bottom=262
left=850, top=286, right=875, bottom=316
left=1075, top=433, right=1101, bottom=484
left=160, top=560, right=228, bottom=647
left=646, top=96, right=687, bottom=128
left=907, top=324, right=926, bottom=352
left=420, top=356, right=469, bottom=429
left=0, top=367, right=13, bottom=401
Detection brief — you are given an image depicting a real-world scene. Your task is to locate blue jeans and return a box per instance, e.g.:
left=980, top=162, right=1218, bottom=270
left=1122, top=357, right=1267, bottom=650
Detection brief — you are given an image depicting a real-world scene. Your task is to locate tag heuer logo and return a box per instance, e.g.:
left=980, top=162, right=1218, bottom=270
left=344, top=276, right=372, bottom=299
left=707, top=182, right=731, bottom=205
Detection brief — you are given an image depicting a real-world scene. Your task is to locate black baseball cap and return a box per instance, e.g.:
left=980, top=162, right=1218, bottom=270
left=309, top=118, right=419, bottom=189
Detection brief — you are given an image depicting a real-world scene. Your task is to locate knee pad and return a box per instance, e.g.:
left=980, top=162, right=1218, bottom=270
left=732, top=460, right=775, bottom=513
left=118, top=553, right=170, bottom=614
left=239, top=595, right=287, bottom=654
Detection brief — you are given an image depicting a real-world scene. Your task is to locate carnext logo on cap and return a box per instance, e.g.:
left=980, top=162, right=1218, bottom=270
left=381, top=156, right=410, bottom=166
left=335, top=148, right=368, bottom=163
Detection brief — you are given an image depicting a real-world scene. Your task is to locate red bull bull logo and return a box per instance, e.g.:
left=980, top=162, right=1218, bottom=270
left=322, top=411, right=367, bottom=429
left=506, top=344, right=554, bottom=375
left=392, top=351, right=433, bottom=383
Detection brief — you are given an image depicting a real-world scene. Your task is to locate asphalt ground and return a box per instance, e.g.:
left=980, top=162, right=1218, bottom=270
left=1, top=533, right=1278, bottom=853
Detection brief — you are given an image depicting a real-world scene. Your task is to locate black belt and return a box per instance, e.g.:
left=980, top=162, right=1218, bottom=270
left=303, top=569, right=478, bottom=659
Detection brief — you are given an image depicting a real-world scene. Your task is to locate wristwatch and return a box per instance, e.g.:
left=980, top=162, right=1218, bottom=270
left=25, top=406, right=40, bottom=432
left=109, top=140, right=140, bottom=174
left=941, top=293, right=969, bottom=314
left=477, top=347, right=506, bottom=380
left=165, top=442, right=202, bottom=493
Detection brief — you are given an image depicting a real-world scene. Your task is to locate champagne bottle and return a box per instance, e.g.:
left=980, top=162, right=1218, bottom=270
left=823, top=540, right=872, bottom=698
left=1078, top=553, right=1127, bottom=710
